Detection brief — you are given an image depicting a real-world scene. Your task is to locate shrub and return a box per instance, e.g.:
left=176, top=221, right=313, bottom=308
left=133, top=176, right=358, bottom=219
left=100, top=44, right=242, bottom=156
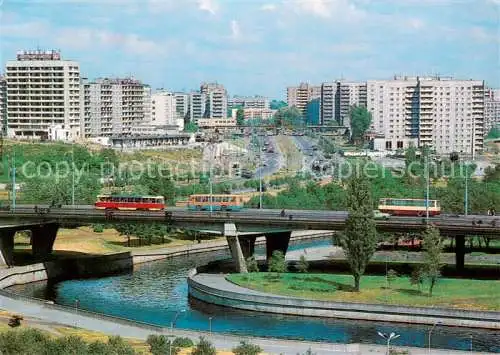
left=172, top=337, right=194, bottom=348
left=268, top=250, right=287, bottom=275
left=147, top=334, right=177, bottom=355
left=297, top=255, right=309, bottom=273
left=246, top=256, right=259, bottom=273
left=191, top=337, right=216, bottom=355
left=92, top=224, right=104, bottom=233
left=410, top=267, right=425, bottom=291
left=232, top=340, right=262, bottom=355
left=8, top=315, right=23, bottom=328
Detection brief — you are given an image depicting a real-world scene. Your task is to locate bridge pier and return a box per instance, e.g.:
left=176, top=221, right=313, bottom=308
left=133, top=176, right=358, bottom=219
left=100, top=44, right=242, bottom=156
left=265, top=231, right=291, bottom=261
left=0, top=229, right=15, bottom=267
left=225, top=223, right=248, bottom=273
left=31, top=223, right=59, bottom=260
left=239, top=236, right=256, bottom=259
left=455, top=235, right=466, bottom=272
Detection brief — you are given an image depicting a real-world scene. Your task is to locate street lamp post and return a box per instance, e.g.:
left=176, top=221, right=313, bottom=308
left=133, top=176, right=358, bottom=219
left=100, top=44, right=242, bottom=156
left=71, top=146, right=75, bottom=207
left=170, top=309, right=186, bottom=332
left=259, top=134, right=263, bottom=210
left=74, top=299, right=79, bottom=327
left=208, top=316, right=213, bottom=335
left=377, top=331, right=400, bottom=355
left=209, top=140, right=214, bottom=214
left=464, top=160, right=469, bottom=217
left=428, top=321, right=442, bottom=354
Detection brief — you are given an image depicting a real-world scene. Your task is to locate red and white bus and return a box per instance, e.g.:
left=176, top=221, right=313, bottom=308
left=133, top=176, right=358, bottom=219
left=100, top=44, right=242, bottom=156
left=378, top=198, right=441, bottom=217
left=95, top=195, right=165, bottom=211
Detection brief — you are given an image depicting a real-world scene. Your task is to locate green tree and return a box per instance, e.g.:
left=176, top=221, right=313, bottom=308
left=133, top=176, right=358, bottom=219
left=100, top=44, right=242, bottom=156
left=268, top=250, right=287, bottom=275
left=486, top=126, right=500, bottom=139
left=246, top=256, right=259, bottom=273
left=387, top=269, right=398, bottom=289
left=338, top=175, right=378, bottom=291
left=232, top=341, right=262, bottom=355
left=270, top=100, right=287, bottom=110
left=421, top=225, right=443, bottom=296
left=410, top=267, right=425, bottom=291
left=185, top=122, right=199, bottom=133
left=349, top=105, right=372, bottom=144
left=236, top=108, right=245, bottom=126
left=147, top=334, right=177, bottom=355
left=191, top=337, right=216, bottom=355
left=114, top=223, right=137, bottom=247
left=297, top=255, right=309, bottom=273
left=172, top=337, right=194, bottom=348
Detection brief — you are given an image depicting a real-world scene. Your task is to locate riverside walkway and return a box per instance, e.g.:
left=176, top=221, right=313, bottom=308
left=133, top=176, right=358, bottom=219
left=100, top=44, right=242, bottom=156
left=0, top=291, right=491, bottom=355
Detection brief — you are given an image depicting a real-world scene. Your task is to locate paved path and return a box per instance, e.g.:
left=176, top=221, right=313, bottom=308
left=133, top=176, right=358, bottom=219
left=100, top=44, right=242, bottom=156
left=0, top=293, right=490, bottom=355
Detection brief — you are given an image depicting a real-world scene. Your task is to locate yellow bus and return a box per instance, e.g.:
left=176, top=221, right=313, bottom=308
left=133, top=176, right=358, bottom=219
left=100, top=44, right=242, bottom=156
left=187, top=194, right=244, bottom=211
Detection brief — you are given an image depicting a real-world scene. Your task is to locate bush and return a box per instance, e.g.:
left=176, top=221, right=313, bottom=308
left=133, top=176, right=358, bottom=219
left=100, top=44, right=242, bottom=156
left=268, top=250, right=287, bottom=274
left=172, top=337, right=194, bottom=348
left=8, top=315, right=23, bottom=328
left=297, top=255, right=309, bottom=273
left=147, top=334, right=177, bottom=355
left=246, top=256, right=259, bottom=273
left=191, top=337, right=216, bottom=355
left=232, top=340, right=262, bottom=355
left=92, top=224, right=104, bottom=233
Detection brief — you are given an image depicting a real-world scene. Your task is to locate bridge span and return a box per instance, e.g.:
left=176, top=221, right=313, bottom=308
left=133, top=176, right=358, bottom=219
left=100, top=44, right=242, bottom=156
left=0, top=206, right=498, bottom=272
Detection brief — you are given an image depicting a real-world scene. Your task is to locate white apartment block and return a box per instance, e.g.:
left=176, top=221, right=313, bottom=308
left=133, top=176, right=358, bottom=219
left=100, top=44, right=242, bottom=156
left=367, top=76, right=485, bottom=155
left=189, top=92, right=206, bottom=123
left=174, top=92, right=189, bottom=121
left=229, top=95, right=270, bottom=109
left=5, top=50, right=80, bottom=140
left=151, top=91, right=176, bottom=126
left=287, top=83, right=321, bottom=115
left=200, top=82, right=228, bottom=119
left=243, top=108, right=275, bottom=121
left=0, top=75, right=6, bottom=135
left=485, top=88, right=500, bottom=134
left=320, top=81, right=367, bottom=126
left=81, top=77, right=150, bottom=137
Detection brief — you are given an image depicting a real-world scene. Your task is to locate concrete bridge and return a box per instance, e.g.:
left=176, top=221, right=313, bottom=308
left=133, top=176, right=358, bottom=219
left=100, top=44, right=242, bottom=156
left=0, top=206, right=498, bottom=272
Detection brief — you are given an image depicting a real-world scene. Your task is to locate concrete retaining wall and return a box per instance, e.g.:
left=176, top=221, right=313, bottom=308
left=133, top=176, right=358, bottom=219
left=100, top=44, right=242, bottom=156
left=187, top=269, right=500, bottom=330
left=0, top=232, right=333, bottom=290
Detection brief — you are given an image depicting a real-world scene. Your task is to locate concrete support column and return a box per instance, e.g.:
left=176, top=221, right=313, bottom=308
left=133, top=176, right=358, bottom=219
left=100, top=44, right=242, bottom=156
left=239, top=236, right=256, bottom=259
left=455, top=235, right=466, bottom=272
left=224, top=223, right=247, bottom=273
left=265, top=231, right=291, bottom=261
left=0, top=229, right=16, bottom=267
left=31, top=223, right=59, bottom=260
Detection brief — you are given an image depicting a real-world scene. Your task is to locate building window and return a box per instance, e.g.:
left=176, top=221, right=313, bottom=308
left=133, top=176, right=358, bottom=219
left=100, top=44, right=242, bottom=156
left=385, top=141, right=392, bottom=150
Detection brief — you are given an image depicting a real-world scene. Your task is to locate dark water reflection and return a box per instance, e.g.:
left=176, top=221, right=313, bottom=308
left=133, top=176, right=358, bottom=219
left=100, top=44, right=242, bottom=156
left=9, top=239, right=500, bottom=352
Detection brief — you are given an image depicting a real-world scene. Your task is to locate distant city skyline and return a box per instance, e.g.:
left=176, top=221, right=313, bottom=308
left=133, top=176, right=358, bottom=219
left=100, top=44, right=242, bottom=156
left=1, top=0, right=499, bottom=98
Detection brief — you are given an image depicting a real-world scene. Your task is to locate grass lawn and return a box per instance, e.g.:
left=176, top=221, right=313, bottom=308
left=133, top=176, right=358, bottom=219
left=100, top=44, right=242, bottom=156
left=14, top=227, right=224, bottom=255
left=227, top=273, right=500, bottom=311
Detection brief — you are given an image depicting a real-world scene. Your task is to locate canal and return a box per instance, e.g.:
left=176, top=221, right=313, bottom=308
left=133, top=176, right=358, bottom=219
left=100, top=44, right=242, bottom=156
left=8, top=239, right=499, bottom=352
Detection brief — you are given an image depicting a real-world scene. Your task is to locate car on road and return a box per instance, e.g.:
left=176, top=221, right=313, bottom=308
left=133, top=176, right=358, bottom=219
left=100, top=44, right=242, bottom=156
left=373, top=210, right=390, bottom=220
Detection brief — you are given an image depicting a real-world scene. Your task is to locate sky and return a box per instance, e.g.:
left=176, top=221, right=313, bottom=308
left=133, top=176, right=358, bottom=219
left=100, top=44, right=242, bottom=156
left=0, top=0, right=499, bottom=99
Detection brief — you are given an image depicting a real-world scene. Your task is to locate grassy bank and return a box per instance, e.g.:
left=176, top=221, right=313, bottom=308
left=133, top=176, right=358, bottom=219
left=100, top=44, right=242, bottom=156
left=14, top=227, right=224, bottom=256
left=227, top=273, right=500, bottom=311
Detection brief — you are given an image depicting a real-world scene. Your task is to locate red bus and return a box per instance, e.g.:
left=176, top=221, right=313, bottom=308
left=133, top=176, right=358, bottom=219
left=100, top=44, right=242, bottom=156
left=378, top=198, right=441, bottom=217
left=95, top=195, right=165, bottom=211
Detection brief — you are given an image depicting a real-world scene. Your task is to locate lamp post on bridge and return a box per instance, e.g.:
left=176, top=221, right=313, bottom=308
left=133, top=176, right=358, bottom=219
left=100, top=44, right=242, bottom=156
left=428, top=321, right=442, bottom=354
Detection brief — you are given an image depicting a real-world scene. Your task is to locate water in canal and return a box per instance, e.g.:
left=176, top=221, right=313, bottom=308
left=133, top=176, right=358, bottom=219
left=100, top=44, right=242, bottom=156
left=9, top=239, right=499, bottom=352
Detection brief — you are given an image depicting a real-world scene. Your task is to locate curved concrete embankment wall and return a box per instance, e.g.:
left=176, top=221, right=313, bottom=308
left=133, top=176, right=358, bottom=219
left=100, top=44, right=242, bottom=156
left=0, top=232, right=332, bottom=290
left=187, top=269, right=500, bottom=330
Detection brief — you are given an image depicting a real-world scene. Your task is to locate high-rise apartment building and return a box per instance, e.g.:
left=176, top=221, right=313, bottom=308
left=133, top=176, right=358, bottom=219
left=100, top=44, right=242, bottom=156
left=188, top=92, right=206, bottom=123
left=0, top=74, right=6, bottom=135
left=5, top=50, right=80, bottom=140
left=151, top=91, right=176, bottom=126
left=174, top=92, right=189, bottom=122
left=81, top=77, right=150, bottom=137
left=287, top=83, right=321, bottom=115
left=367, top=76, right=484, bottom=155
left=200, top=82, right=228, bottom=118
left=320, top=81, right=367, bottom=126
left=485, top=88, right=500, bottom=134
left=229, top=95, right=270, bottom=109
